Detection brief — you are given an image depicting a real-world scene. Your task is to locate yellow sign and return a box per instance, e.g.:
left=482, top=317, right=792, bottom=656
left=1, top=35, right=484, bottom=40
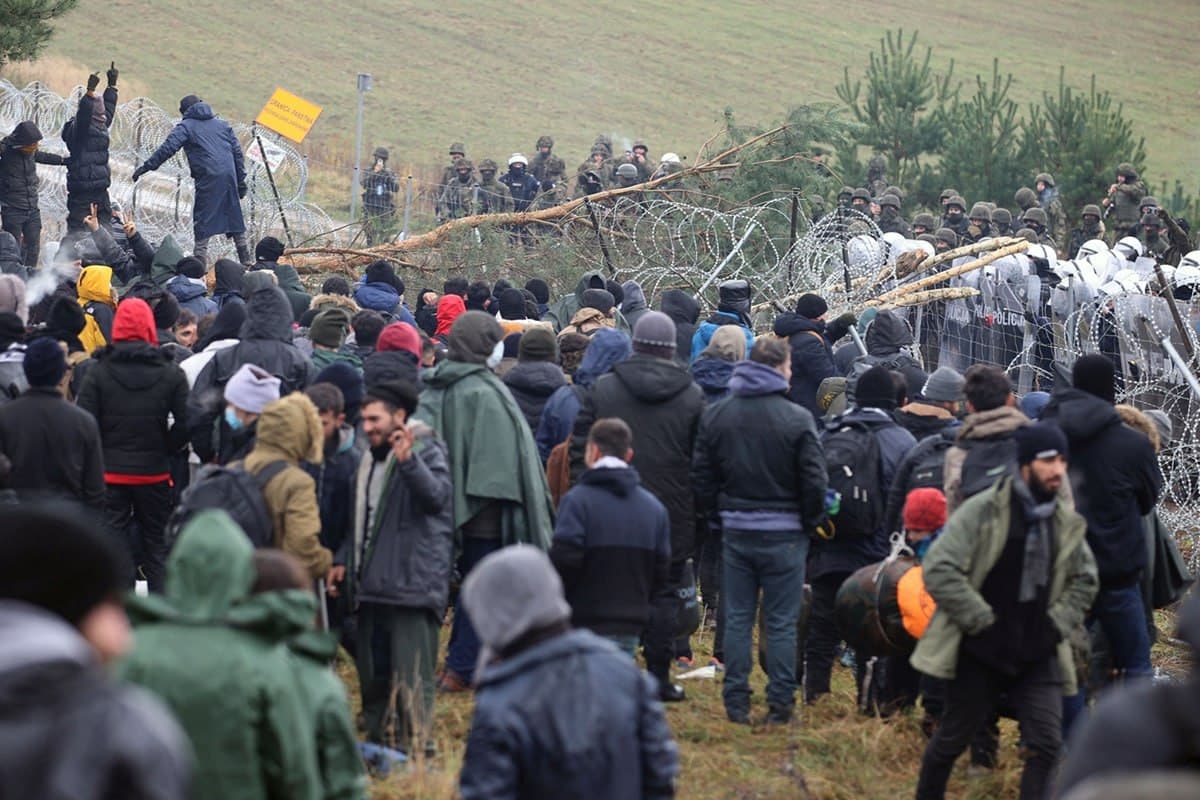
left=255, top=88, right=322, bottom=143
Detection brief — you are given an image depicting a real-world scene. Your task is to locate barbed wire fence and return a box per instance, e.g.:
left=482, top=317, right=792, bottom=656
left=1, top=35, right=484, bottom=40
left=0, top=79, right=346, bottom=259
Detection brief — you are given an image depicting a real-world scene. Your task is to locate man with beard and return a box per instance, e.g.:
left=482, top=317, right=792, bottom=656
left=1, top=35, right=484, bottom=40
left=1068, top=205, right=1106, bottom=258
left=911, top=422, right=1098, bottom=800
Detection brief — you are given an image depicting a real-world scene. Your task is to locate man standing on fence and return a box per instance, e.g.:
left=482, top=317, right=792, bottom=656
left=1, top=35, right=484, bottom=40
left=132, top=95, right=252, bottom=266
left=63, top=65, right=118, bottom=242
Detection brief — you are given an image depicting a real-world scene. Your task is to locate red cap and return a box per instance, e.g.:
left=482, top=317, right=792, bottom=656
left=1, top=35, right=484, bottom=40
left=903, top=487, right=947, bottom=532
left=376, top=322, right=421, bottom=360
left=111, top=297, right=158, bottom=344
left=435, top=294, right=466, bottom=336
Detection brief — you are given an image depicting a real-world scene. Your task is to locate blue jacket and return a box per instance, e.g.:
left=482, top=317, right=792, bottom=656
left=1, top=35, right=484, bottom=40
left=352, top=280, right=416, bottom=326
left=534, top=328, right=631, bottom=462
left=459, top=629, right=678, bottom=800
left=808, top=407, right=917, bottom=579
left=166, top=275, right=218, bottom=317
left=689, top=356, right=734, bottom=404
left=689, top=312, right=753, bottom=363
left=551, top=466, right=671, bottom=636
left=141, top=102, right=246, bottom=240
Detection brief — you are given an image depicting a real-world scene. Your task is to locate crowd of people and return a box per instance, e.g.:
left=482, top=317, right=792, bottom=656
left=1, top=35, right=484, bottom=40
left=2, top=86, right=1200, bottom=798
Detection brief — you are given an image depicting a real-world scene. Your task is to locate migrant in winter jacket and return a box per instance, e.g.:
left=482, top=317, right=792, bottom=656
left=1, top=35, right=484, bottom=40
left=0, top=386, right=106, bottom=508
left=534, top=327, right=631, bottom=462
left=118, top=511, right=323, bottom=800
left=570, top=352, right=705, bottom=563
left=167, top=274, right=219, bottom=317
left=346, top=420, right=454, bottom=614
left=0, top=601, right=192, bottom=800
left=910, top=476, right=1098, bottom=696
left=416, top=359, right=555, bottom=549
left=62, top=87, right=117, bottom=197
left=139, top=102, right=246, bottom=241
left=502, top=359, right=566, bottom=432
left=660, top=289, right=700, bottom=365
left=0, top=121, right=66, bottom=211
left=254, top=260, right=312, bottom=322
left=772, top=311, right=852, bottom=416
left=544, top=270, right=631, bottom=333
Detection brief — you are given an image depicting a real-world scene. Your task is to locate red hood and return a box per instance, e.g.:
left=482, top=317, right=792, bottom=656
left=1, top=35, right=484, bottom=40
left=112, top=298, right=157, bottom=344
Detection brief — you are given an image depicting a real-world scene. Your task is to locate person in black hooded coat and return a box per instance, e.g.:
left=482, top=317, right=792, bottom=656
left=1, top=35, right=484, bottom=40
left=188, top=287, right=313, bottom=463
left=62, top=68, right=118, bottom=237
left=772, top=293, right=855, bottom=417
left=660, top=289, right=700, bottom=366
left=502, top=329, right=566, bottom=432
left=0, top=121, right=67, bottom=271
left=211, top=259, right=245, bottom=310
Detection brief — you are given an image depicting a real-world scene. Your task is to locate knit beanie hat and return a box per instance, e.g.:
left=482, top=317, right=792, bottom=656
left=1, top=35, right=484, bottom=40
left=315, top=361, right=365, bottom=422
left=1, top=503, right=125, bottom=625
left=376, top=321, right=421, bottom=360
left=524, top=278, right=550, bottom=305
left=498, top=288, right=528, bottom=320
left=605, top=280, right=624, bottom=308
left=1013, top=421, right=1069, bottom=466
left=1072, top=354, right=1116, bottom=404
left=1019, top=391, right=1051, bottom=421
left=309, top=307, right=351, bottom=348
left=921, top=366, right=965, bottom=403
left=448, top=310, right=503, bottom=365
left=111, top=298, right=157, bottom=344
left=854, top=365, right=897, bottom=410
left=255, top=236, right=285, bottom=263
left=503, top=332, right=522, bottom=360
left=0, top=312, right=24, bottom=350
left=580, top=288, right=615, bottom=315
left=795, top=293, right=828, bottom=320
left=44, top=297, right=86, bottom=352
left=224, top=363, right=281, bottom=414
left=0, top=274, right=28, bottom=324
left=631, top=311, right=677, bottom=359
left=1145, top=409, right=1173, bottom=447
left=175, top=256, right=206, bottom=279
left=903, top=487, right=947, bottom=532
left=22, top=336, right=67, bottom=387
left=365, top=259, right=403, bottom=294
left=519, top=327, right=557, bottom=362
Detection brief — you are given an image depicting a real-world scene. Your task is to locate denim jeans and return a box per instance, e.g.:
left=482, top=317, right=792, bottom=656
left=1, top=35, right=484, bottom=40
left=1090, top=584, right=1152, bottom=680
left=721, top=529, right=808, bottom=716
left=445, top=536, right=503, bottom=683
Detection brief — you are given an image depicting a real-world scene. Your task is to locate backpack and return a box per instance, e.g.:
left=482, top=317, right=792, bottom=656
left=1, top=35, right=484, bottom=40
left=822, top=420, right=885, bottom=539
left=905, top=429, right=957, bottom=494
left=546, top=439, right=572, bottom=509
left=166, top=460, right=289, bottom=547
left=958, top=437, right=1018, bottom=501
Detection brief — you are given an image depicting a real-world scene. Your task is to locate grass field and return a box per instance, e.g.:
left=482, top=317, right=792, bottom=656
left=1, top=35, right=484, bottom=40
left=13, top=0, right=1200, bottom=216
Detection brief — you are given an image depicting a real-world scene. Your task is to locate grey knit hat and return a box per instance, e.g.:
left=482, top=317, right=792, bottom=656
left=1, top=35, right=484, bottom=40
left=631, top=311, right=676, bottom=357
left=224, top=363, right=281, bottom=414
left=921, top=366, right=965, bottom=403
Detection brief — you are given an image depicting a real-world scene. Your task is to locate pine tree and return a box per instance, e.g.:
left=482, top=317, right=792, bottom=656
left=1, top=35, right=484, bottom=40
left=0, top=0, right=78, bottom=67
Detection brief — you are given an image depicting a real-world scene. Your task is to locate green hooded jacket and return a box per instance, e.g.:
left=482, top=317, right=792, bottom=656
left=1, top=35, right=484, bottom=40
left=543, top=270, right=630, bottom=334
left=149, top=235, right=185, bottom=287
left=118, top=511, right=323, bottom=800
left=416, top=360, right=554, bottom=549
left=910, top=476, right=1098, bottom=695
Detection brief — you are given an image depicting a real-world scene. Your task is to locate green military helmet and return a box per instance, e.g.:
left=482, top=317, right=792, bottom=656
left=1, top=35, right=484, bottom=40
left=1140, top=196, right=1159, bottom=212
left=1014, top=227, right=1038, bottom=243
left=945, top=195, right=966, bottom=212
left=916, top=233, right=938, bottom=247
left=1035, top=172, right=1055, bottom=187
left=885, top=184, right=906, bottom=200
left=912, top=212, right=936, bottom=230
left=878, top=193, right=901, bottom=209
left=934, top=228, right=958, bottom=246
left=590, top=144, right=608, bottom=158
left=449, top=142, right=466, bottom=156
left=1081, top=204, right=1102, bottom=219
left=991, top=208, right=1012, bottom=226
left=1014, top=187, right=1037, bottom=208
left=939, top=188, right=959, bottom=202
left=1116, top=162, right=1139, bottom=179
left=536, top=135, right=554, bottom=149
left=968, top=202, right=991, bottom=221
left=453, top=156, right=474, bottom=171
left=478, top=158, right=498, bottom=172
left=593, top=134, right=613, bottom=157
left=631, top=139, right=648, bottom=153
left=1141, top=212, right=1161, bottom=228
left=868, top=154, right=888, bottom=170
left=838, top=185, right=854, bottom=199
left=851, top=187, right=871, bottom=202
left=372, top=146, right=389, bottom=161
left=984, top=202, right=997, bottom=212
left=1022, top=207, right=1048, bottom=225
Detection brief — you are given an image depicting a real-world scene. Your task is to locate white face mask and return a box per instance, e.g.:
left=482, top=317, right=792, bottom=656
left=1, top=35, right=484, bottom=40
left=486, top=339, right=505, bottom=370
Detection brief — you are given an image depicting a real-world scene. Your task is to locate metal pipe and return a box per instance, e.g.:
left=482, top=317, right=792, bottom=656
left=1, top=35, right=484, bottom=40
left=350, top=73, right=371, bottom=221
left=1161, top=336, right=1200, bottom=400
left=399, top=175, right=413, bottom=241
left=849, top=324, right=868, bottom=357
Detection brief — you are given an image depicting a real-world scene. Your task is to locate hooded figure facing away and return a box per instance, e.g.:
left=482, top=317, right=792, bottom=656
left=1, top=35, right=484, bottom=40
left=118, top=511, right=323, bottom=800
left=458, top=545, right=679, bottom=800
left=690, top=279, right=754, bottom=363
left=544, top=271, right=631, bottom=333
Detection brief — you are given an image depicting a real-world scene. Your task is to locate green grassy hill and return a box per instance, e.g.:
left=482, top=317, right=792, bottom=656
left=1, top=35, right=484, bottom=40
left=29, top=0, right=1200, bottom=213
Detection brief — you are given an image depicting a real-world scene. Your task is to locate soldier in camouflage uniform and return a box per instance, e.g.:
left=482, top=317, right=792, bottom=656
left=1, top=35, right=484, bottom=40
left=1014, top=186, right=1038, bottom=217
left=836, top=186, right=854, bottom=210
left=575, top=145, right=610, bottom=198
left=360, top=146, right=400, bottom=245
left=912, top=212, right=937, bottom=237
left=476, top=159, right=511, bottom=214
left=877, top=194, right=910, bottom=236
left=1034, top=172, right=1068, bottom=251
left=933, top=227, right=958, bottom=254
left=865, top=154, right=889, bottom=198
left=961, top=202, right=993, bottom=245
left=1021, top=207, right=1058, bottom=252
left=627, top=140, right=653, bottom=181
left=990, top=208, right=1014, bottom=238
left=942, top=196, right=970, bottom=240
left=1067, top=205, right=1105, bottom=258
left=939, top=188, right=959, bottom=214
left=1138, top=212, right=1169, bottom=259
left=1102, top=162, right=1147, bottom=237
left=436, top=143, right=470, bottom=220
left=529, top=135, right=567, bottom=207
left=437, top=157, right=476, bottom=221
left=850, top=187, right=872, bottom=217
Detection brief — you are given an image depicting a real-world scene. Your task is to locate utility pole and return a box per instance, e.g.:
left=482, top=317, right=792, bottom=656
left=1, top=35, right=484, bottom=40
left=350, top=72, right=372, bottom=221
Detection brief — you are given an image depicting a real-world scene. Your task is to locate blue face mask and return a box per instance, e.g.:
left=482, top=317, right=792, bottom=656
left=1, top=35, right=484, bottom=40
left=913, top=537, right=936, bottom=561
left=224, top=406, right=244, bottom=431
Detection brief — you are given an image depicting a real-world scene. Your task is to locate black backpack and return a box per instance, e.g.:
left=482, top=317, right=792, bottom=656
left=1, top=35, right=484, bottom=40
left=166, top=460, right=289, bottom=548
left=958, top=437, right=1018, bottom=501
left=906, top=429, right=957, bottom=494
left=822, top=420, right=885, bottom=539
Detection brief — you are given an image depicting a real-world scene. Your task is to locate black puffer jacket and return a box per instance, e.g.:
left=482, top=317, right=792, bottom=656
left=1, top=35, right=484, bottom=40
left=0, top=122, right=66, bottom=210
left=571, top=353, right=704, bottom=562
left=660, top=289, right=700, bottom=365
left=63, top=87, right=117, bottom=196
left=188, top=287, right=314, bottom=462
left=75, top=342, right=190, bottom=476
left=0, top=387, right=106, bottom=507
left=502, top=361, right=566, bottom=432
left=773, top=312, right=851, bottom=416
left=1040, top=388, right=1163, bottom=585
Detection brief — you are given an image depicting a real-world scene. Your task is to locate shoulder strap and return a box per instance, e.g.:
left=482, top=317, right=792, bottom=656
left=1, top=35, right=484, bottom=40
left=803, top=330, right=825, bottom=344
left=248, top=460, right=291, bottom=490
